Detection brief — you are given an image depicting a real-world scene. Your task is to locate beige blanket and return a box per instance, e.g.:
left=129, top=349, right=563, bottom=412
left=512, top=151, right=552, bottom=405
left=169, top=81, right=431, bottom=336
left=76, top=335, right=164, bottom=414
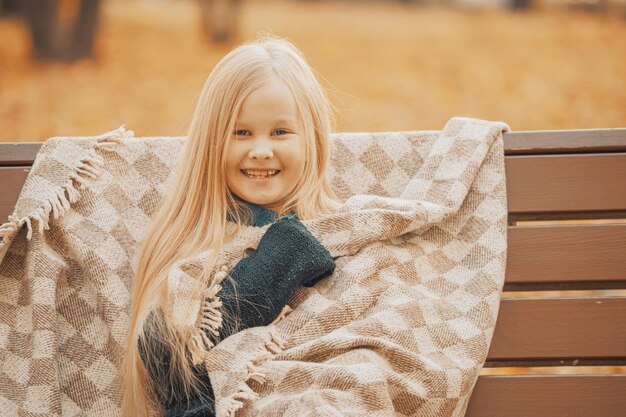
left=0, top=117, right=509, bottom=417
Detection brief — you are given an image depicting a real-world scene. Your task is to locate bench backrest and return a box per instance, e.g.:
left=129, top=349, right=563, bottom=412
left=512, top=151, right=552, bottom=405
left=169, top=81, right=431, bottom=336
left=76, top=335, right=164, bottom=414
left=1, top=129, right=625, bottom=416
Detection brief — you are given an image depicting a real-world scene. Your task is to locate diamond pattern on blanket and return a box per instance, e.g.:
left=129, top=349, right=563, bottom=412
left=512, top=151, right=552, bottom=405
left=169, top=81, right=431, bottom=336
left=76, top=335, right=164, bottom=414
left=0, top=118, right=508, bottom=416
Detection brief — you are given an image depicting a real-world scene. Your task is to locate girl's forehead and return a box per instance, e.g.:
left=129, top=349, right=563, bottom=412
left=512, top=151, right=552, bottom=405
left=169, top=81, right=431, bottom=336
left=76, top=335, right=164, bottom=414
left=235, top=79, right=304, bottom=128
left=240, top=78, right=297, bottom=107
left=235, top=116, right=298, bottom=126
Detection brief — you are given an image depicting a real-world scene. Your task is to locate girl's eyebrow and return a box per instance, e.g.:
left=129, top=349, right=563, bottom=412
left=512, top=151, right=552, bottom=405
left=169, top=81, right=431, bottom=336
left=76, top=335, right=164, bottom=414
left=236, top=118, right=297, bottom=127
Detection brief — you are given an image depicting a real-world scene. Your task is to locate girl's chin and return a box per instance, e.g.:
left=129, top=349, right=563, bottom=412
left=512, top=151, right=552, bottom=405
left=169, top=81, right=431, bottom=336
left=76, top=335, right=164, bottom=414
left=241, top=195, right=280, bottom=208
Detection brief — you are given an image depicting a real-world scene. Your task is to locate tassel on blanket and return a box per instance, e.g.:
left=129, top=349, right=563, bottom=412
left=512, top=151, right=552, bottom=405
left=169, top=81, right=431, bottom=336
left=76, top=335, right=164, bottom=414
left=221, top=328, right=287, bottom=416
left=0, top=151, right=106, bottom=243
left=0, top=125, right=131, bottom=247
left=0, top=214, right=32, bottom=248
left=223, top=383, right=262, bottom=417
left=188, top=264, right=229, bottom=365
left=270, top=304, right=293, bottom=325
left=245, top=361, right=268, bottom=384
left=94, top=124, right=134, bottom=151
left=265, top=329, right=286, bottom=354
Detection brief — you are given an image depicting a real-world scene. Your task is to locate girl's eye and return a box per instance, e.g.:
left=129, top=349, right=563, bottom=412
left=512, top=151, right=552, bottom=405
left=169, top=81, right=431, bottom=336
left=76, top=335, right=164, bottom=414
left=233, top=129, right=289, bottom=137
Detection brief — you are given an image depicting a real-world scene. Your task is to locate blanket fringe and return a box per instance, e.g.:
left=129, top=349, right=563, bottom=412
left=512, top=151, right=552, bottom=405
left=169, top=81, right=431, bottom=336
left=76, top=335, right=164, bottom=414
left=94, top=124, right=134, bottom=150
left=0, top=169, right=97, bottom=242
left=188, top=264, right=229, bottom=365
left=0, top=126, right=133, bottom=247
left=270, top=304, right=293, bottom=325
left=223, top=382, right=262, bottom=417
left=220, top=328, right=287, bottom=416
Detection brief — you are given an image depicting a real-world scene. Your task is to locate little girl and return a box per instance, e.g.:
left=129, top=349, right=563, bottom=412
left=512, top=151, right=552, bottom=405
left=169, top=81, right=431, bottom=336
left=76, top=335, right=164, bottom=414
left=121, top=35, right=342, bottom=417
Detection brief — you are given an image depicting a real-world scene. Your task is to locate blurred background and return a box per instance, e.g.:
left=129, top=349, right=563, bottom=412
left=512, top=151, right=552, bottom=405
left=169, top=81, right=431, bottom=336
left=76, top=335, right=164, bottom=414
left=0, top=0, right=625, bottom=142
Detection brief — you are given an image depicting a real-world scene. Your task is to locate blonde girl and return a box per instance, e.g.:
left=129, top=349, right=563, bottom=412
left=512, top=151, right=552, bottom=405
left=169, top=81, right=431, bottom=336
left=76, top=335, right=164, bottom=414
left=121, top=34, right=342, bottom=417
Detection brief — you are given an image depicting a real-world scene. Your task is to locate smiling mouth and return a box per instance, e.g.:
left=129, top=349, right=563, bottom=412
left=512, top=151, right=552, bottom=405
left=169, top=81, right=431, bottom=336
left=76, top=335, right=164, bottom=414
left=241, top=169, right=281, bottom=179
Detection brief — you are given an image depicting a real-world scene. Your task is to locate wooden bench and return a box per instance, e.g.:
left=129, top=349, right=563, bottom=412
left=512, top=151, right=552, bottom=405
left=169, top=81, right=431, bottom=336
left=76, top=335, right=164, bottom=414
left=1, top=129, right=625, bottom=416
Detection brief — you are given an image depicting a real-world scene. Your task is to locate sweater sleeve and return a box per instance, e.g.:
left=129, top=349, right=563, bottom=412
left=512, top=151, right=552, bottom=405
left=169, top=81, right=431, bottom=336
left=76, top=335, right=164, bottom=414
left=138, top=217, right=335, bottom=415
left=218, top=216, right=335, bottom=337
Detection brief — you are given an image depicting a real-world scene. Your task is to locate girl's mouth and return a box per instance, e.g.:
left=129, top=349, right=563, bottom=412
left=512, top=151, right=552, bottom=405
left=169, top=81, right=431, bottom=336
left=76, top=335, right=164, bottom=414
left=241, top=169, right=281, bottom=180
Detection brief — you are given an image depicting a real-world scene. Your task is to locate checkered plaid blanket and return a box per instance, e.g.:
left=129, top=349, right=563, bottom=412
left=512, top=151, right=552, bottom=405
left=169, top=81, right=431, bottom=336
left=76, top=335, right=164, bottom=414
left=0, top=117, right=509, bottom=416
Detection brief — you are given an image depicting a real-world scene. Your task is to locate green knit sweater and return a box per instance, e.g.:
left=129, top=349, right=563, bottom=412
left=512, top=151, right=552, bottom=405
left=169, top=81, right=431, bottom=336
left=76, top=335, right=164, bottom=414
left=139, top=201, right=336, bottom=416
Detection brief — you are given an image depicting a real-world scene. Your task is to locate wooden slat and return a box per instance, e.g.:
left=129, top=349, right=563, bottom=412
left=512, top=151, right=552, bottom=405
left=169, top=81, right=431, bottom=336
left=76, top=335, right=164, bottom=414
left=0, top=167, right=30, bottom=221
left=503, top=128, right=626, bottom=155
left=487, top=297, right=626, bottom=361
left=0, top=142, right=42, bottom=166
left=467, top=374, right=626, bottom=417
left=506, top=153, right=626, bottom=213
left=508, top=211, right=626, bottom=223
left=485, top=358, right=626, bottom=368
left=506, top=224, right=626, bottom=285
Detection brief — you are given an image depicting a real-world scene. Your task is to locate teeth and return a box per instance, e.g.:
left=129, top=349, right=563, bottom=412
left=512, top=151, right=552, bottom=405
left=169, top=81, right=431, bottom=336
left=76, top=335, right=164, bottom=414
left=242, top=169, right=279, bottom=178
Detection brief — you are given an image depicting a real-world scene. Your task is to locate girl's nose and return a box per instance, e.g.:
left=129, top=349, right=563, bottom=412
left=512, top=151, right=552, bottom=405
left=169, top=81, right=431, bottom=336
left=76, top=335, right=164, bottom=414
left=248, top=139, right=273, bottom=159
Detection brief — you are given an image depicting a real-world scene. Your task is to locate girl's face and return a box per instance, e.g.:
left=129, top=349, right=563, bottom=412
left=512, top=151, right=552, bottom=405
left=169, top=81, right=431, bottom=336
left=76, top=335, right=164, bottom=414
left=225, top=77, right=306, bottom=213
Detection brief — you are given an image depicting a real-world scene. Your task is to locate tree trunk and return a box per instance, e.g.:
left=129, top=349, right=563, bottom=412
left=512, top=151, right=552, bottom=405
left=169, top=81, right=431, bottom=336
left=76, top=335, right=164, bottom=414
left=198, top=0, right=242, bottom=43
left=24, top=0, right=101, bottom=61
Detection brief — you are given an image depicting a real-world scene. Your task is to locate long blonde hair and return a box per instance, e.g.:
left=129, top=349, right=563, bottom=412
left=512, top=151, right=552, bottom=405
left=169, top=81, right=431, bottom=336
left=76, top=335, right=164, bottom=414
left=121, top=34, right=341, bottom=416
